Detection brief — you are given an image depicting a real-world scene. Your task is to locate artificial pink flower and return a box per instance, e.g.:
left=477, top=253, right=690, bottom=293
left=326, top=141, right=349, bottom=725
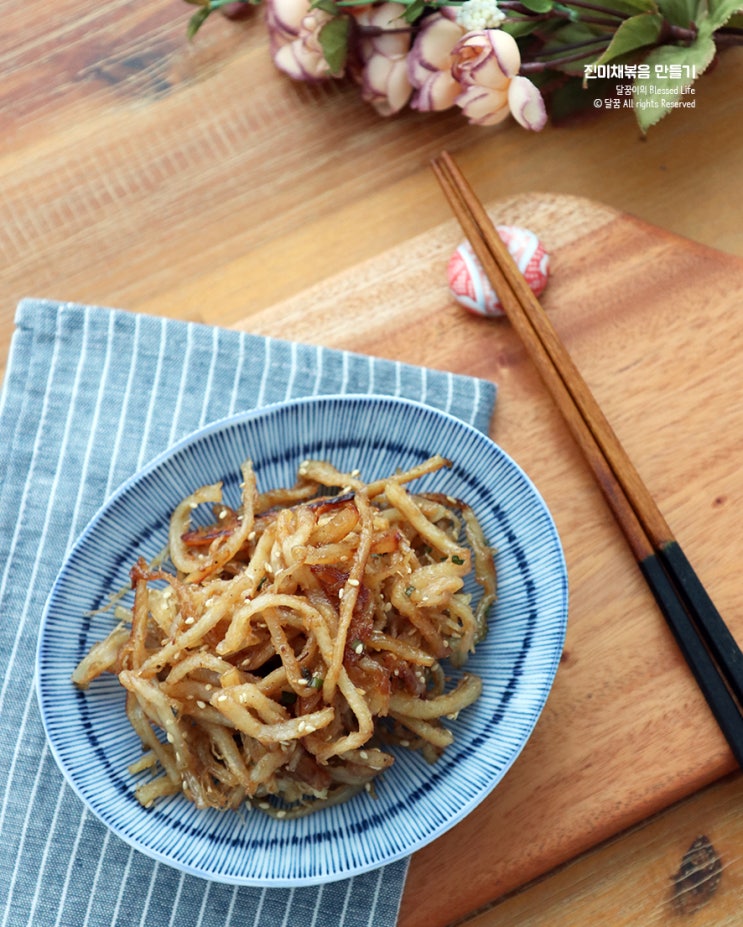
left=273, top=6, right=336, bottom=81
left=265, top=0, right=309, bottom=53
left=353, top=3, right=413, bottom=116
left=451, top=29, right=546, bottom=129
left=508, top=74, right=547, bottom=130
left=408, top=12, right=466, bottom=112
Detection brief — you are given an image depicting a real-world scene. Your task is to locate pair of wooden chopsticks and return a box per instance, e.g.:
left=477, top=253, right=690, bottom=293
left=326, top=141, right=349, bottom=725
left=432, top=149, right=743, bottom=766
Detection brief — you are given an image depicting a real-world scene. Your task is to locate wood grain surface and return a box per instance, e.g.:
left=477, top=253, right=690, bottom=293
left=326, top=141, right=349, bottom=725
left=3, top=0, right=743, bottom=923
left=238, top=192, right=743, bottom=926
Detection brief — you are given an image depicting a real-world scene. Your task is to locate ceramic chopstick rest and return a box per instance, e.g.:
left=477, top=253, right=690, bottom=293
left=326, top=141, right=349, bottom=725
left=447, top=225, right=550, bottom=317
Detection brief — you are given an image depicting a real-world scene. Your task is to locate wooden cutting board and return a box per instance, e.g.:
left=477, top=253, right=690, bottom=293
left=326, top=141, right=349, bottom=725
left=234, top=193, right=743, bottom=927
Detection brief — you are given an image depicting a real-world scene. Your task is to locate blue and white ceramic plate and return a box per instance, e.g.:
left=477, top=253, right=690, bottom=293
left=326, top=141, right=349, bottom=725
left=37, top=394, right=568, bottom=887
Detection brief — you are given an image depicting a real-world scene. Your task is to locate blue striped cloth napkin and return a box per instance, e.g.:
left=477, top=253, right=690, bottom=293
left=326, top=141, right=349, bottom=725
left=0, top=298, right=496, bottom=927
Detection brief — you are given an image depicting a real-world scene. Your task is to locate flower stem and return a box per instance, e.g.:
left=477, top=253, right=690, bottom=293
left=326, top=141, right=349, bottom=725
left=501, top=0, right=624, bottom=25
left=529, top=34, right=613, bottom=57
left=554, top=0, right=628, bottom=19
left=520, top=42, right=610, bottom=69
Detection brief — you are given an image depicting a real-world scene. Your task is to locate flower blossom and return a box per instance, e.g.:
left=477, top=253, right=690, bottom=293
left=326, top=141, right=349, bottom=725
left=353, top=2, right=413, bottom=116
left=408, top=11, right=466, bottom=112
left=455, top=0, right=506, bottom=31
left=266, top=0, right=337, bottom=81
left=265, top=0, right=308, bottom=52
left=451, top=29, right=547, bottom=130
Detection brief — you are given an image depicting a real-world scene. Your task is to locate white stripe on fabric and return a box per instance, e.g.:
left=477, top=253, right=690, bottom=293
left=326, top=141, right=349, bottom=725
left=48, top=808, right=90, bottom=927
left=81, top=830, right=112, bottom=927
left=255, top=337, right=272, bottom=408
left=167, top=323, right=196, bottom=446
left=0, top=310, right=100, bottom=914
left=15, top=315, right=148, bottom=925
left=223, top=886, right=240, bottom=927
left=0, top=310, right=75, bottom=852
left=363, top=868, right=385, bottom=927
left=33, top=316, right=155, bottom=927
left=136, top=316, right=169, bottom=471
left=0, top=313, right=25, bottom=421
left=445, top=371, right=454, bottom=415
left=66, top=309, right=117, bottom=550
left=110, top=848, right=136, bottom=927
left=227, top=336, right=247, bottom=417
left=198, top=326, right=221, bottom=428
left=194, top=878, right=211, bottom=927
left=312, top=346, right=323, bottom=396
left=336, top=878, right=353, bottom=925
left=284, top=340, right=298, bottom=400
left=0, top=743, right=49, bottom=927
left=252, top=888, right=268, bottom=924
left=307, top=881, right=325, bottom=927
left=278, top=888, right=296, bottom=927
left=472, top=377, right=482, bottom=425
left=340, top=350, right=349, bottom=394
left=136, top=862, right=160, bottom=927
left=17, top=758, right=68, bottom=927
left=0, top=308, right=65, bottom=716
left=104, top=314, right=143, bottom=497
left=166, top=874, right=186, bottom=927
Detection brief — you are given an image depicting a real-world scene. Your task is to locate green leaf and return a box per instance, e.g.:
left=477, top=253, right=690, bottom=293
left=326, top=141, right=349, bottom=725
left=538, top=23, right=613, bottom=75
left=633, top=29, right=715, bottom=131
left=706, top=0, right=743, bottom=29
left=318, top=15, right=350, bottom=75
left=519, top=0, right=554, bottom=12
left=601, top=0, right=659, bottom=13
left=593, top=11, right=664, bottom=64
left=187, top=6, right=211, bottom=38
left=503, top=18, right=543, bottom=36
left=402, top=0, right=426, bottom=22
left=311, top=0, right=340, bottom=12
left=656, top=0, right=697, bottom=25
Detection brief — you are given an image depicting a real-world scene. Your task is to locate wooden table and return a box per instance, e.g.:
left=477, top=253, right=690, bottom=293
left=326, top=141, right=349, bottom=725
left=3, top=2, right=743, bottom=924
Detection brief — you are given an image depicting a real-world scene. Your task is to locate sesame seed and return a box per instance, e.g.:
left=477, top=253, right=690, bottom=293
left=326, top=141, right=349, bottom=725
left=184, top=616, right=195, bottom=626
left=348, top=578, right=360, bottom=587
left=196, top=700, right=207, bottom=709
